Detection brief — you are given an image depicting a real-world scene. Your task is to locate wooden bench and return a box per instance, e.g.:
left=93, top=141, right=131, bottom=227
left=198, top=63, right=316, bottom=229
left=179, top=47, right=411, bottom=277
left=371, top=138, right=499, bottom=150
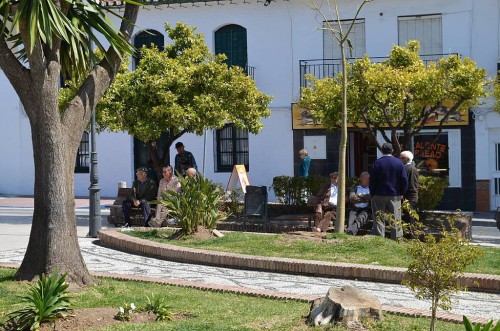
left=107, top=187, right=155, bottom=227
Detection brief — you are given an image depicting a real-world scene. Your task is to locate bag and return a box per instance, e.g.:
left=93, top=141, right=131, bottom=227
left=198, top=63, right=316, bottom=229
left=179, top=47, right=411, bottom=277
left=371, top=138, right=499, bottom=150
left=307, top=195, right=320, bottom=207
left=149, top=218, right=163, bottom=228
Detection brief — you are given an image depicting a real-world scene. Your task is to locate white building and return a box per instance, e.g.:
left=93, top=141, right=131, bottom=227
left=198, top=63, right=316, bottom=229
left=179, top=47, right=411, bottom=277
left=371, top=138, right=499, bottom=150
left=1, top=0, right=499, bottom=211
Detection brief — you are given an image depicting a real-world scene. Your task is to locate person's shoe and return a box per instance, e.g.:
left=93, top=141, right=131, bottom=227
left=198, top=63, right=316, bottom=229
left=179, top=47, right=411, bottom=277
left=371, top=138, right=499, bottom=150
left=345, top=229, right=354, bottom=235
left=315, top=227, right=321, bottom=232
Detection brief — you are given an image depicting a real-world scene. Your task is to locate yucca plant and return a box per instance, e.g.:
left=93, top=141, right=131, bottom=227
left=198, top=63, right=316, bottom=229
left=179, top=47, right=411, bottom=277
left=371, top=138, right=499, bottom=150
left=2, top=271, right=71, bottom=331
left=463, top=316, right=500, bottom=331
left=160, top=174, right=226, bottom=234
left=145, top=294, right=173, bottom=321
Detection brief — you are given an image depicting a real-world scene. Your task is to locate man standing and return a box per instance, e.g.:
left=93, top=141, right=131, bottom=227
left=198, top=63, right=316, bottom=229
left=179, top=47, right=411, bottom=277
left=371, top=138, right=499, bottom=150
left=400, top=150, right=419, bottom=235
left=298, top=148, right=311, bottom=177
left=122, top=167, right=158, bottom=226
left=174, top=142, right=198, bottom=177
left=314, top=172, right=340, bottom=232
left=346, top=172, right=371, bottom=236
left=369, top=143, right=408, bottom=239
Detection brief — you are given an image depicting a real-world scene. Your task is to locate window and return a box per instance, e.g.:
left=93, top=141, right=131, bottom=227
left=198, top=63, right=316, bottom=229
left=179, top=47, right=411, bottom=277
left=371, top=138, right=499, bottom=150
left=133, top=29, right=164, bottom=67
left=215, top=24, right=248, bottom=69
left=323, top=19, right=366, bottom=59
left=398, top=14, right=442, bottom=55
left=215, top=124, right=249, bottom=172
left=75, top=131, right=90, bottom=173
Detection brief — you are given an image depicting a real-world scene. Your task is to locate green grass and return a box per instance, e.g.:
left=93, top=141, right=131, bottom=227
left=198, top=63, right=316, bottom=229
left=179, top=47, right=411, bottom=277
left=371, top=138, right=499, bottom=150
left=127, top=230, right=500, bottom=275
left=0, top=268, right=465, bottom=331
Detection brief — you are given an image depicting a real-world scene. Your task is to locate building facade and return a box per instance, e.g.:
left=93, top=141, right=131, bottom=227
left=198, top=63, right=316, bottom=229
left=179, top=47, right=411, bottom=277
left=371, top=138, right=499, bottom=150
left=0, top=0, right=499, bottom=211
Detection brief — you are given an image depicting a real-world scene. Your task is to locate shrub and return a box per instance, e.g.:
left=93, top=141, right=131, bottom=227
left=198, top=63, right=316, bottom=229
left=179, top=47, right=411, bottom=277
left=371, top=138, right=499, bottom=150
left=1, top=271, right=71, bottom=331
left=160, top=174, right=226, bottom=234
left=403, top=229, right=483, bottom=331
left=417, top=175, right=448, bottom=211
left=271, top=176, right=329, bottom=206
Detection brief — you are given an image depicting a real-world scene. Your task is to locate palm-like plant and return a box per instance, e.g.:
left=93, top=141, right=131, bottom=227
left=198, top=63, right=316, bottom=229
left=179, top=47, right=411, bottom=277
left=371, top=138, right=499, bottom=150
left=3, top=271, right=71, bottom=331
left=160, top=174, right=226, bottom=234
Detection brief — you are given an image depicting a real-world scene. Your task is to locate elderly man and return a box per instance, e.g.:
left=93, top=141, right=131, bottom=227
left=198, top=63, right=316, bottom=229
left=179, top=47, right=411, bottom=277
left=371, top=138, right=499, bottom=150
left=298, top=148, right=311, bottom=177
left=122, top=167, right=158, bottom=227
left=369, top=143, right=408, bottom=239
left=400, top=150, right=419, bottom=236
left=313, top=172, right=340, bottom=232
left=174, top=142, right=197, bottom=177
left=346, top=172, right=371, bottom=235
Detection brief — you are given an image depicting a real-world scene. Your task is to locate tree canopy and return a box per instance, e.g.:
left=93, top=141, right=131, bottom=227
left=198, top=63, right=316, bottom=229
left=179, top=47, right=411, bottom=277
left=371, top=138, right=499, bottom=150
left=95, top=22, right=272, bottom=170
left=300, top=41, right=487, bottom=155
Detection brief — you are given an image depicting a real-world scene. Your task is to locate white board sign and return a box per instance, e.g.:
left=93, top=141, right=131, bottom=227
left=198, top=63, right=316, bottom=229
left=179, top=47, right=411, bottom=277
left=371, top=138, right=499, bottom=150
left=304, top=136, right=326, bottom=159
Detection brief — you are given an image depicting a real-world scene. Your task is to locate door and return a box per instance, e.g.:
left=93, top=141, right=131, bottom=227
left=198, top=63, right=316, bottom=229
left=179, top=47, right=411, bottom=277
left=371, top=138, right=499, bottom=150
left=491, top=134, right=500, bottom=209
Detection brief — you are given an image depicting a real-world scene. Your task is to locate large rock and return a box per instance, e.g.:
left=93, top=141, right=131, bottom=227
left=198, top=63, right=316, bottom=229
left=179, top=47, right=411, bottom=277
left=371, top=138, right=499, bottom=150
left=309, top=286, right=382, bottom=326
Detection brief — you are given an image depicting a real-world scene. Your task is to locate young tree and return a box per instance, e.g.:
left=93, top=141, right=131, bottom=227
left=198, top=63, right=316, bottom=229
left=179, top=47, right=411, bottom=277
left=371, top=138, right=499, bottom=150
left=0, top=0, right=141, bottom=285
left=304, top=0, right=371, bottom=233
left=300, top=41, right=487, bottom=156
left=95, top=23, right=272, bottom=175
left=403, top=231, right=483, bottom=331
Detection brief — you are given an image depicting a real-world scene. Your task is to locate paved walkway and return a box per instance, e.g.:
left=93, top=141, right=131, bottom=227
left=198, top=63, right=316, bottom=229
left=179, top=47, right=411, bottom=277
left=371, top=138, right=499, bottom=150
left=0, top=196, right=499, bottom=321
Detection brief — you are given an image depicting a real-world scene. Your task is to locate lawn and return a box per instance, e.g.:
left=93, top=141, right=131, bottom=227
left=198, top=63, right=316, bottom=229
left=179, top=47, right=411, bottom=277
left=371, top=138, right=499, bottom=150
left=127, top=230, right=500, bottom=275
left=0, top=268, right=466, bottom=331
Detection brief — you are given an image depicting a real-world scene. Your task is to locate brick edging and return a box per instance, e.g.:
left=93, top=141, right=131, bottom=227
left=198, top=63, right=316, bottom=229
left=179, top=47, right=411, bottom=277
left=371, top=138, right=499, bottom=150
left=0, top=263, right=490, bottom=324
left=98, top=228, right=500, bottom=293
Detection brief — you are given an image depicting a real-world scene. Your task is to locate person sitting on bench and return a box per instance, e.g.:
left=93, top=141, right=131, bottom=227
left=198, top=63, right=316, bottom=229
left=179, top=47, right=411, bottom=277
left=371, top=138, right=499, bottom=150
left=313, top=172, right=340, bottom=232
left=346, top=172, right=371, bottom=235
left=122, top=167, right=158, bottom=226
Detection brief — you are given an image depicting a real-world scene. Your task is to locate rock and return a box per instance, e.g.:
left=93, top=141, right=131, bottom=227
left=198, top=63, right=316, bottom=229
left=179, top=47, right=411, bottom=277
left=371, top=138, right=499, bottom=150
left=309, top=286, right=382, bottom=326
left=212, top=229, right=224, bottom=238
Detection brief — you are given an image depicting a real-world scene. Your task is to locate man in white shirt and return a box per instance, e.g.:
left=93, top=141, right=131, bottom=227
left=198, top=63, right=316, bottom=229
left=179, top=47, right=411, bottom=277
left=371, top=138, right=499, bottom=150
left=346, top=172, right=371, bottom=235
left=314, top=172, right=339, bottom=232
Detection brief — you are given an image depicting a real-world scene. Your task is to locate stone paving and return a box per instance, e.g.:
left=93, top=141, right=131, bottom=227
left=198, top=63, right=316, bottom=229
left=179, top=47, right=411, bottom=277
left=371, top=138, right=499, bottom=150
left=0, top=240, right=498, bottom=321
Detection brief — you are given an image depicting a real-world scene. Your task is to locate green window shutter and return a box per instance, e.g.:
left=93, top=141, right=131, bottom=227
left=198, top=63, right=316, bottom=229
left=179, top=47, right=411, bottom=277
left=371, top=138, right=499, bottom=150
left=215, top=24, right=247, bottom=69
left=133, top=29, right=165, bottom=66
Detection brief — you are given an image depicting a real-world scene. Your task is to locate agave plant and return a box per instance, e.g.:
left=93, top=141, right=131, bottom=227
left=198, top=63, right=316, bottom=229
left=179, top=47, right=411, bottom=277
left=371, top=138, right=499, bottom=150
left=145, top=294, right=173, bottom=321
left=2, top=271, right=72, bottom=331
left=160, top=174, right=226, bottom=234
left=463, top=316, right=500, bottom=331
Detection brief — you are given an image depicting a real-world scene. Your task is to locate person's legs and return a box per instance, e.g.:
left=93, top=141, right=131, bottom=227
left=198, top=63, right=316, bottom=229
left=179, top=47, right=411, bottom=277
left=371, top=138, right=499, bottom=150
left=139, top=200, right=152, bottom=226
left=346, top=210, right=358, bottom=235
left=371, top=196, right=386, bottom=236
left=387, top=197, right=403, bottom=239
left=122, top=199, right=133, bottom=225
left=349, top=209, right=370, bottom=236
left=317, top=207, right=336, bottom=232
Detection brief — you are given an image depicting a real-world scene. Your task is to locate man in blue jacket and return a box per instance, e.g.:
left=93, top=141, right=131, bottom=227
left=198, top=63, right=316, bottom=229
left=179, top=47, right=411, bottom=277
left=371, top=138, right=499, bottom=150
left=369, top=143, right=408, bottom=240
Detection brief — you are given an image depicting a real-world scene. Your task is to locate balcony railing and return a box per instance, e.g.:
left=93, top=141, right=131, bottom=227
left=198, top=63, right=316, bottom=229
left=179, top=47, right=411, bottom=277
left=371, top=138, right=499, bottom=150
left=299, top=54, right=459, bottom=90
left=245, top=65, right=255, bottom=80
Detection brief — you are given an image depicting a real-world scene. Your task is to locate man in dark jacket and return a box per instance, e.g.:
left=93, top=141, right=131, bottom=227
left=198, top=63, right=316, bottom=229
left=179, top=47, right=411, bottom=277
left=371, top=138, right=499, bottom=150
left=174, top=142, right=198, bottom=177
left=369, top=143, right=408, bottom=239
left=400, top=150, right=419, bottom=236
left=122, top=167, right=158, bottom=226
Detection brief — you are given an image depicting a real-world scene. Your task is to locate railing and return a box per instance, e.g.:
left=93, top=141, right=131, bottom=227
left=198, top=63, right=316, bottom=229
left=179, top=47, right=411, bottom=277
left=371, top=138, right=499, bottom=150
left=245, top=65, right=255, bottom=80
left=299, top=53, right=459, bottom=90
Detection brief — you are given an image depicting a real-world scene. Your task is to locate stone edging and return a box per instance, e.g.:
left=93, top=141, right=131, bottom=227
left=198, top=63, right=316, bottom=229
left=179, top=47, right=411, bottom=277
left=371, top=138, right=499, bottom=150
left=0, top=263, right=491, bottom=325
left=98, top=228, right=500, bottom=293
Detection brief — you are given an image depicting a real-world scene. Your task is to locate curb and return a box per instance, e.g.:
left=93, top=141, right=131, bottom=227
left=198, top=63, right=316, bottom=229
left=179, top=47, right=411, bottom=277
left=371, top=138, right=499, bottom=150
left=98, top=228, right=500, bottom=293
left=0, top=263, right=489, bottom=325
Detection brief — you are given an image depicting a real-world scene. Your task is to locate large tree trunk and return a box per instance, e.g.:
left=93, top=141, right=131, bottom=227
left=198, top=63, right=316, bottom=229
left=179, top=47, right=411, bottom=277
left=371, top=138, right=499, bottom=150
left=15, top=105, right=92, bottom=285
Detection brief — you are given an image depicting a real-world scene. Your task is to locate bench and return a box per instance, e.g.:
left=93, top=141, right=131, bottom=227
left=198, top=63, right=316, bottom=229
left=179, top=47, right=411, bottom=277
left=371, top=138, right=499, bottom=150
left=107, top=187, right=156, bottom=227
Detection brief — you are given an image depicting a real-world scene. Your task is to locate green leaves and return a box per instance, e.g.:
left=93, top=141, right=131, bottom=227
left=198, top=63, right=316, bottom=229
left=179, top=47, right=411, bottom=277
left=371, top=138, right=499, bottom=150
left=463, top=316, right=500, bottom=331
left=159, top=174, right=226, bottom=234
left=96, top=22, right=272, bottom=144
left=2, top=271, right=71, bottom=330
left=0, top=0, right=137, bottom=80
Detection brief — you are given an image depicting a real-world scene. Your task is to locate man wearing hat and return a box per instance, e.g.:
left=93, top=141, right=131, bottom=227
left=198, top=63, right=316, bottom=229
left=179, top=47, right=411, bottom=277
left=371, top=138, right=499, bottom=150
left=122, top=167, right=158, bottom=226
left=174, top=142, right=198, bottom=177
left=369, top=143, right=408, bottom=240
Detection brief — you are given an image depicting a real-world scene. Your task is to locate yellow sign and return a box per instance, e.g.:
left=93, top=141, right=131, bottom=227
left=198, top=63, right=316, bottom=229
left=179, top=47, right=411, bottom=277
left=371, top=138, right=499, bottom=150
left=291, top=102, right=469, bottom=130
left=226, top=165, right=250, bottom=193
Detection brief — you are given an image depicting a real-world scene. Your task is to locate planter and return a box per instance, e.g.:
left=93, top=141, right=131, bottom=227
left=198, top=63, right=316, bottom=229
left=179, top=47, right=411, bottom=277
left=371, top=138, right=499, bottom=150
left=418, top=210, right=473, bottom=240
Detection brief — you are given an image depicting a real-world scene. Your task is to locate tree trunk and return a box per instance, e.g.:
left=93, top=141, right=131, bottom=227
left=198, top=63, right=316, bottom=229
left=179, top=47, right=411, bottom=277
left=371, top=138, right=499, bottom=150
left=429, top=300, right=438, bottom=331
left=335, top=42, right=347, bottom=233
left=15, top=106, right=93, bottom=285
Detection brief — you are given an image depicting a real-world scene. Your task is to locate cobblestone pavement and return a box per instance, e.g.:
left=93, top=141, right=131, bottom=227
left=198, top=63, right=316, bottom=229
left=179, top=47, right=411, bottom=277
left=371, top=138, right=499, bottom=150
left=0, top=240, right=498, bottom=321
